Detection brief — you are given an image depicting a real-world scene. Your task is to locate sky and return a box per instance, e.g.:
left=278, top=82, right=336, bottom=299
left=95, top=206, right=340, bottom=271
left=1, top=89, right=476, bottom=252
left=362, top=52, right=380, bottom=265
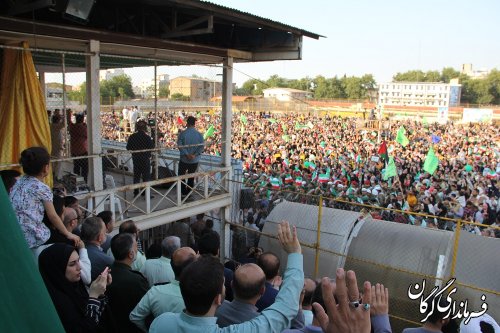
left=47, top=0, right=500, bottom=88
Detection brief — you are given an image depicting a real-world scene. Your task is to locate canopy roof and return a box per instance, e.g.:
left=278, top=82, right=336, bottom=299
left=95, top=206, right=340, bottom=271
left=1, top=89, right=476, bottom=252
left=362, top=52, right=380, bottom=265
left=0, top=0, right=323, bottom=70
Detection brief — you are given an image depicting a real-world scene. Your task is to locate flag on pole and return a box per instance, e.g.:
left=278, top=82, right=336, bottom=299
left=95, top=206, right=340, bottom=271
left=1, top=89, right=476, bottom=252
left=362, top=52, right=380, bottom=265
left=396, top=126, right=409, bottom=147
left=383, top=156, right=397, bottom=180
left=268, top=118, right=277, bottom=124
left=423, top=146, right=439, bottom=175
left=270, top=177, right=281, bottom=190
left=284, top=174, right=293, bottom=184
left=0, top=180, right=65, bottom=332
left=318, top=173, right=329, bottom=183
left=378, top=141, right=389, bottom=163
left=240, top=114, right=248, bottom=125
left=295, top=177, right=303, bottom=186
left=203, top=125, right=215, bottom=139
left=308, top=162, right=316, bottom=171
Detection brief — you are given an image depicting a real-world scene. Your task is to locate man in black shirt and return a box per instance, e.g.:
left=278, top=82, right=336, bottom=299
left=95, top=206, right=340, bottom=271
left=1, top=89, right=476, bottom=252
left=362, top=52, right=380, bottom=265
left=127, top=120, right=154, bottom=197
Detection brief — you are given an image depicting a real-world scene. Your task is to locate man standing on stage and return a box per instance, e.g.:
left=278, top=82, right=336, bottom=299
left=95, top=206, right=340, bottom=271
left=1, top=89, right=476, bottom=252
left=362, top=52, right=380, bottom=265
left=177, top=116, right=204, bottom=197
left=127, top=120, right=154, bottom=197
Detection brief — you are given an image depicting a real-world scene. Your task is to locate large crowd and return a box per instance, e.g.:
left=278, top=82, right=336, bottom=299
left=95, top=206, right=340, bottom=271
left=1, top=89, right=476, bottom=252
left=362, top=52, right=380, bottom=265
left=2, top=115, right=500, bottom=333
left=101, top=108, right=500, bottom=236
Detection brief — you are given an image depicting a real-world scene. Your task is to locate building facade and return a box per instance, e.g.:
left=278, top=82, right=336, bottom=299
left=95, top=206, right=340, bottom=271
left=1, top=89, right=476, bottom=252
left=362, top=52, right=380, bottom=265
left=262, top=87, right=312, bottom=102
left=378, top=81, right=461, bottom=107
left=169, top=76, right=222, bottom=102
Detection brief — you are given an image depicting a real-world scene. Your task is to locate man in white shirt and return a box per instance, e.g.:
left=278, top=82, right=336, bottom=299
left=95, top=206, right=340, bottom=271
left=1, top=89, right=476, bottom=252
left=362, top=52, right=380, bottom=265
left=129, top=106, right=139, bottom=132
left=130, top=247, right=196, bottom=331
left=141, top=236, right=180, bottom=287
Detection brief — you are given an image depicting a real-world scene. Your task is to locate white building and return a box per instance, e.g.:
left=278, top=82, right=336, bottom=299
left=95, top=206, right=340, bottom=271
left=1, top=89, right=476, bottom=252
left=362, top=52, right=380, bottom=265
left=378, top=81, right=461, bottom=107
left=460, top=64, right=489, bottom=79
left=263, top=87, right=312, bottom=102
left=99, top=68, right=125, bottom=81
left=133, top=74, right=170, bottom=98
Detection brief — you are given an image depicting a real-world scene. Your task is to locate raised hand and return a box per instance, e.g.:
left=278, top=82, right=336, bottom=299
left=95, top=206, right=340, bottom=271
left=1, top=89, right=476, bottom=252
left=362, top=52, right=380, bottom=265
left=277, top=220, right=301, bottom=254
left=313, top=268, right=372, bottom=333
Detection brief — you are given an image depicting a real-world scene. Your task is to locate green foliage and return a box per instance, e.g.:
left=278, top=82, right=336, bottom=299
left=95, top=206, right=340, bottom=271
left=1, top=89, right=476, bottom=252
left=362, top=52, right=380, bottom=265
left=159, top=86, right=169, bottom=98
left=237, top=67, right=500, bottom=105
left=100, top=74, right=134, bottom=99
left=170, top=93, right=190, bottom=101
left=67, top=82, right=86, bottom=103
left=441, top=67, right=460, bottom=83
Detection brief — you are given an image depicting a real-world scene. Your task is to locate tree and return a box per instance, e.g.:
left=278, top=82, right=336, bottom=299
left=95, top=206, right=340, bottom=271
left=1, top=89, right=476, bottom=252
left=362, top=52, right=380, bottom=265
left=241, top=79, right=265, bottom=95
left=266, top=74, right=288, bottom=88
left=159, top=86, right=169, bottom=98
left=393, top=70, right=426, bottom=82
left=67, top=82, right=86, bottom=103
left=170, top=93, right=190, bottom=101
left=100, top=74, right=134, bottom=99
left=486, top=69, right=500, bottom=105
left=441, top=67, right=460, bottom=83
left=423, top=70, right=441, bottom=82
left=312, top=75, right=330, bottom=99
left=342, top=76, right=365, bottom=99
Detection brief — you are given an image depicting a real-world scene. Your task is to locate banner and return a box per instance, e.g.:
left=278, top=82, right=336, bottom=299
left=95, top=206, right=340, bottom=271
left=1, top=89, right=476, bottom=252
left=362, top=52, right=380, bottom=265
left=437, top=107, right=449, bottom=124
left=462, top=108, right=493, bottom=123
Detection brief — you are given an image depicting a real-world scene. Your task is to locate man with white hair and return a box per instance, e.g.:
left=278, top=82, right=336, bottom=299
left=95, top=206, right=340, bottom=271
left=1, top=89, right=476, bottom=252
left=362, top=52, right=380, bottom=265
left=141, top=236, right=181, bottom=287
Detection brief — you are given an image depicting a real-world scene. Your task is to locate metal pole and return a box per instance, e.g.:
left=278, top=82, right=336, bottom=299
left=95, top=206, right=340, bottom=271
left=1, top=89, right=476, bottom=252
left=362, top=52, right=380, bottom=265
left=86, top=40, right=103, bottom=192
left=154, top=62, right=159, bottom=180
left=314, top=195, right=323, bottom=279
left=449, top=220, right=461, bottom=278
left=61, top=54, right=69, bottom=158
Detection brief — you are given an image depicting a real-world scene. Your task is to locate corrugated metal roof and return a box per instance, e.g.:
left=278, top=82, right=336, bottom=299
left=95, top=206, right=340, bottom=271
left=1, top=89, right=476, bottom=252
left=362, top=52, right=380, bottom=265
left=187, top=0, right=324, bottom=39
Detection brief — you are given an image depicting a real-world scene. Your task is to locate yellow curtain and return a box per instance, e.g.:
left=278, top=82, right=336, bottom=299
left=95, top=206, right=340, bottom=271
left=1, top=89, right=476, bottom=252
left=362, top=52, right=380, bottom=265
left=0, top=42, right=52, bottom=186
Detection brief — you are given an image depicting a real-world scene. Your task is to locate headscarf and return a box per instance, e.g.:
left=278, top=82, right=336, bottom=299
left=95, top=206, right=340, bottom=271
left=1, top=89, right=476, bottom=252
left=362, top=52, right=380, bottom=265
left=39, top=243, right=88, bottom=316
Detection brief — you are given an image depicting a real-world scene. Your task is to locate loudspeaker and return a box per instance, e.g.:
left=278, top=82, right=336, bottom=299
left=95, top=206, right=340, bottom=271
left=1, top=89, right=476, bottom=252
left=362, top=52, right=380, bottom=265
left=240, top=189, right=255, bottom=209
left=154, top=166, right=177, bottom=189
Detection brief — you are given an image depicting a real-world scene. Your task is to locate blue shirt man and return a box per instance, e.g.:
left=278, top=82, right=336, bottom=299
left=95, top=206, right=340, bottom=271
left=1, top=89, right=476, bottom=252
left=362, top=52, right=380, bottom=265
left=149, top=221, right=303, bottom=333
left=177, top=116, right=204, bottom=196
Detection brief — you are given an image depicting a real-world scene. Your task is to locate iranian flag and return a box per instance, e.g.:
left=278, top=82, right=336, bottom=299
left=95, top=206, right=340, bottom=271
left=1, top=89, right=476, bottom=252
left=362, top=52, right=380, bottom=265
left=318, top=173, right=329, bottom=183
left=378, top=141, right=388, bottom=163
left=295, top=177, right=303, bottom=186
left=309, top=162, right=316, bottom=171
left=270, top=177, right=281, bottom=190
left=284, top=174, right=293, bottom=184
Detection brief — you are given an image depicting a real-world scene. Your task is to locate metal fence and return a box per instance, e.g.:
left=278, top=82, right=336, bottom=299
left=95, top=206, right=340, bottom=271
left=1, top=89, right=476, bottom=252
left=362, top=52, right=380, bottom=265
left=228, top=184, right=500, bottom=332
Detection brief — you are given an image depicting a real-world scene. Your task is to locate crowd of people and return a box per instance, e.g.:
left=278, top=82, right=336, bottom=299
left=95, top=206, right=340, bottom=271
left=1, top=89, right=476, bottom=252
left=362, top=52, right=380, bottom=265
left=99, top=109, right=500, bottom=237
left=3, top=145, right=500, bottom=332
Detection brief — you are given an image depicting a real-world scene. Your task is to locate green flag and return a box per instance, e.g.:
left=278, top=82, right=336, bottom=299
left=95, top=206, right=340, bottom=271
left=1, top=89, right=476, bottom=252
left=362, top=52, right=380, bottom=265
left=422, top=117, right=429, bottom=127
left=383, top=156, right=397, bottom=180
left=240, top=114, right=248, bottom=125
left=268, top=118, right=277, bottom=124
left=203, top=125, right=215, bottom=139
left=423, top=146, right=439, bottom=175
left=282, top=135, right=290, bottom=142
left=0, top=184, right=65, bottom=332
left=282, top=124, right=288, bottom=132
left=396, top=126, right=409, bottom=147
left=240, top=125, right=245, bottom=135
